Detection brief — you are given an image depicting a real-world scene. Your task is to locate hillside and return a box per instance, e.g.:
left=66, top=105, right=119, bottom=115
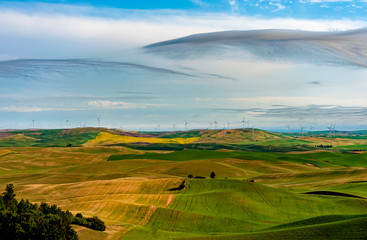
left=1, top=128, right=367, bottom=239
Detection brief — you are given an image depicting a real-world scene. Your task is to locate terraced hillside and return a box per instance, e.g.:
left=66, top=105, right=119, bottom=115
left=1, top=128, right=367, bottom=239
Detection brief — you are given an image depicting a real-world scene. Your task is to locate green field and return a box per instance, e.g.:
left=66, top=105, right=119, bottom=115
left=1, top=128, right=367, bottom=239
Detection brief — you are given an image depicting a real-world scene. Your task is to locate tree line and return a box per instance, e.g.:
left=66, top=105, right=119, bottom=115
left=0, top=184, right=105, bottom=240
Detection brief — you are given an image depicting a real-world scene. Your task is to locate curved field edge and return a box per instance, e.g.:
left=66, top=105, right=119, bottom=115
left=174, top=216, right=367, bottom=240
left=124, top=179, right=367, bottom=239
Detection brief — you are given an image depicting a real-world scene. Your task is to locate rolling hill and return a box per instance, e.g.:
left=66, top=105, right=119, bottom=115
left=1, top=127, right=367, bottom=239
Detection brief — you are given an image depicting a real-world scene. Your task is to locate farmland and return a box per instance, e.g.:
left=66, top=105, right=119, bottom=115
left=1, top=128, right=367, bottom=239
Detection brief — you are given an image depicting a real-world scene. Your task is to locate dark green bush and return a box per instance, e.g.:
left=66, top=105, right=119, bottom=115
left=0, top=184, right=106, bottom=240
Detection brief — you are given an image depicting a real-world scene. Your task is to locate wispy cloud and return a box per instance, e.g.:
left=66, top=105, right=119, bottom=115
left=300, top=0, right=354, bottom=3
left=86, top=100, right=166, bottom=110
left=0, top=100, right=166, bottom=112
left=1, top=4, right=366, bottom=59
left=227, top=0, right=238, bottom=11
left=145, top=29, right=367, bottom=68
left=269, top=2, right=286, bottom=12
left=219, top=96, right=367, bottom=108
left=1, top=2, right=367, bottom=130
left=189, top=0, right=207, bottom=7
left=0, top=95, right=166, bottom=112
left=214, top=105, right=367, bottom=122
left=0, top=59, right=197, bottom=81
left=310, top=81, right=321, bottom=85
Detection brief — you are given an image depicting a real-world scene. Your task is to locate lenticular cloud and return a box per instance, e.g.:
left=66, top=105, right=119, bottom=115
left=144, top=28, right=367, bottom=68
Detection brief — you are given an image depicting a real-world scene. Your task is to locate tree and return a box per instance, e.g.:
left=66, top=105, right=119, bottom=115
left=0, top=184, right=106, bottom=240
left=210, top=171, right=216, bottom=179
left=3, top=184, right=17, bottom=210
left=0, top=196, right=4, bottom=211
left=86, top=216, right=106, bottom=231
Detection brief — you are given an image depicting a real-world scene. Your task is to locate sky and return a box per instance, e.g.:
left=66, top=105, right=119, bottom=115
left=1, top=0, right=367, bottom=131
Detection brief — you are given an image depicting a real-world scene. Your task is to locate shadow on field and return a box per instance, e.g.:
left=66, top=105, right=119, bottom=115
left=303, top=191, right=365, bottom=199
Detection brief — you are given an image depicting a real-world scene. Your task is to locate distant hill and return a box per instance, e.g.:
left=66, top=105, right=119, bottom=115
left=1, top=128, right=367, bottom=151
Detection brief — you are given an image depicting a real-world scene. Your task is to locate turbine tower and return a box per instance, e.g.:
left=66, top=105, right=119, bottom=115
left=287, top=125, right=291, bottom=133
left=310, top=125, right=313, bottom=137
left=241, top=116, right=246, bottom=129
left=31, top=119, right=36, bottom=130
left=173, top=123, right=176, bottom=130
left=300, top=125, right=306, bottom=138
left=252, top=125, right=255, bottom=141
left=97, top=116, right=102, bottom=127
left=209, top=122, right=213, bottom=129
left=327, top=125, right=333, bottom=138
left=214, top=119, right=218, bottom=130
left=332, top=124, right=336, bottom=137
left=185, top=120, right=189, bottom=131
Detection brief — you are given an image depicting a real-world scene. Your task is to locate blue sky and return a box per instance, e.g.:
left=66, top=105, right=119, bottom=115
left=1, top=1, right=367, bottom=131
left=4, top=0, right=367, bottom=19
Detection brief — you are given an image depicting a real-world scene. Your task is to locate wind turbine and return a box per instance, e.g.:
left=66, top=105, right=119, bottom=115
left=157, top=124, right=160, bottom=130
left=227, top=121, right=230, bottom=129
left=66, top=119, right=70, bottom=129
left=214, top=119, right=218, bottom=130
left=97, top=116, right=102, bottom=127
left=185, top=120, right=189, bottom=131
left=31, top=119, right=36, bottom=130
left=241, top=116, right=246, bottom=129
left=300, top=125, right=306, bottom=138
left=332, top=124, right=336, bottom=137
left=209, top=122, right=213, bottom=129
left=327, top=125, right=333, bottom=138
left=223, top=123, right=226, bottom=137
left=310, top=125, right=313, bottom=137
left=173, top=123, right=176, bottom=130
left=246, top=120, right=250, bottom=129
left=287, top=125, right=291, bottom=133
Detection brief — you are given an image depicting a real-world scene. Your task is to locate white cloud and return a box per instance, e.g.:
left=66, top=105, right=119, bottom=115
left=0, top=100, right=166, bottom=112
left=269, top=2, right=286, bottom=12
left=228, top=0, right=237, bottom=6
left=189, top=0, right=207, bottom=7
left=227, top=0, right=239, bottom=11
left=0, top=106, right=45, bottom=112
left=222, top=96, right=367, bottom=108
left=1, top=5, right=366, bottom=58
left=86, top=100, right=165, bottom=109
left=300, top=0, right=354, bottom=3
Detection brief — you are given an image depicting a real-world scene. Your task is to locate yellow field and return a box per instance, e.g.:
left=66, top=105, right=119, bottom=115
left=0, top=146, right=186, bottom=239
left=2, top=137, right=367, bottom=239
left=0, top=149, right=13, bottom=157
left=86, top=132, right=200, bottom=145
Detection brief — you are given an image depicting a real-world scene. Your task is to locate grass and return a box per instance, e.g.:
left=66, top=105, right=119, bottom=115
left=2, top=128, right=367, bottom=239
left=134, top=179, right=367, bottom=239
left=159, top=131, right=202, bottom=139
left=0, top=129, right=99, bottom=147
left=176, top=216, right=367, bottom=239
left=108, top=149, right=367, bottom=169
left=107, top=150, right=237, bottom=161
